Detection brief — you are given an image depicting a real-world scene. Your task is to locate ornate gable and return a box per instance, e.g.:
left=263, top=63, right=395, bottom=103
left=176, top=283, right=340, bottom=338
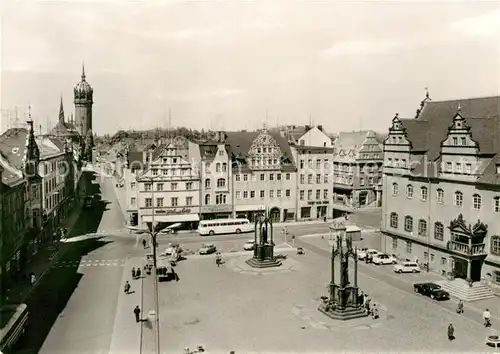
left=449, top=213, right=470, bottom=234
left=247, top=132, right=283, bottom=170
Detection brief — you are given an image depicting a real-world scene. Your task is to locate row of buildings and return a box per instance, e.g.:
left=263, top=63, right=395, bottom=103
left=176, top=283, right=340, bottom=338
left=112, top=125, right=384, bottom=228
left=0, top=66, right=94, bottom=301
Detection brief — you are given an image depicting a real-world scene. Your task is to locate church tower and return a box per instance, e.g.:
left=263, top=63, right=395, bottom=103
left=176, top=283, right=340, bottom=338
left=74, top=63, right=93, bottom=136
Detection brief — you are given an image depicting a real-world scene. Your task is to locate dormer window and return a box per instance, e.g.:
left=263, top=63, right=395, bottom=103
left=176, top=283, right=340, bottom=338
left=465, top=163, right=472, bottom=174
left=461, top=137, right=466, bottom=145
left=453, top=137, right=458, bottom=145
left=455, top=163, right=462, bottom=173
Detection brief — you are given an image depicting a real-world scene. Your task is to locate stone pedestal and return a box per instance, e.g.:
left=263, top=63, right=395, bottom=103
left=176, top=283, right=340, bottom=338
left=246, top=244, right=282, bottom=268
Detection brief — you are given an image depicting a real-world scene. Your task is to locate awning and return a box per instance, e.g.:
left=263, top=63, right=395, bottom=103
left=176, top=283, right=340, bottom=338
left=235, top=205, right=266, bottom=212
left=142, top=214, right=200, bottom=223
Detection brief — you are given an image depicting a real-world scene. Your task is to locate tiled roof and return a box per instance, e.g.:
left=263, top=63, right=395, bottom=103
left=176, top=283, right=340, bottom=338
left=0, top=128, right=29, bottom=170
left=50, top=120, right=79, bottom=136
left=0, top=158, right=23, bottom=186
left=36, top=137, right=62, bottom=158
left=403, top=96, right=500, bottom=160
left=333, top=131, right=371, bottom=152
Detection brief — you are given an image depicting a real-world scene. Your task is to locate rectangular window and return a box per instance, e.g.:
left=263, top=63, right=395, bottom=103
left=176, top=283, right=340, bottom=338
left=236, top=191, right=241, bottom=199
left=316, top=189, right=321, bottom=200
left=260, top=174, right=265, bottom=181
left=157, top=183, right=164, bottom=191
left=420, top=187, right=428, bottom=201
left=406, top=241, right=412, bottom=254
left=269, top=190, right=274, bottom=198
left=186, top=182, right=193, bottom=190
left=270, top=174, right=274, bottom=181
left=131, top=182, right=136, bottom=189
left=277, top=174, right=282, bottom=181
left=323, top=189, right=328, bottom=199
left=186, top=197, right=193, bottom=206
left=250, top=191, right=255, bottom=198
left=131, top=197, right=136, bottom=205
left=152, top=169, right=158, bottom=176
left=300, top=160, right=304, bottom=169
left=392, top=237, right=397, bottom=249
left=418, top=219, right=427, bottom=236
left=436, top=189, right=444, bottom=204
left=446, top=162, right=452, bottom=172
left=299, top=190, right=304, bottom=200
left=171, top=183, right=178, bottom=191
left=307, top=190, right=312, bottom=200
left=277, top=190, right=281, bottom=198
left=260, top=190, right=265, bottom=198
left=171, top=197, right=178, bottom=207
left=243, top=191, right=248, bottom=198
left=145, top=198, right=152, bottom=207
left=434, top=223, right=444, bottom=241
left=300, top=174, right=305, bottom=184
left=404, top=217, right=413, bottom=232
left=360, top=178, right=365, bottom=186
left=316, top=174, right=321, bottom=184
left=251, top=174, right=256, bottom=181
left=316, top=159, right=321, bottom=169
left=243, top=174, right=248, bottom=181
left=156, top=197, right=164, bottom=207
left=308, top=174, right=313, bottom=184
left=465, top=163, right=472, bottom=174
left=145, top=183, right=152, bottom=191
left=308, top=159, right=312, bottom=168
left=286, top=189, right=291, bottom=197
left=495, top=197, right=500, bottom=213
left=235, top=174, right=240, bottom=182
left=324, top=175, right=328, bottom=183
left=453, top=137, right=458, bottom=145
left=369, top=177, right=374, bottom=185
left=441, top=257, right=447, bottom=266
left=286, top=173, right=291, bottom=180
left=491, top=237, right=500, bottom=256
left=455, top=162, right=462, bottom=173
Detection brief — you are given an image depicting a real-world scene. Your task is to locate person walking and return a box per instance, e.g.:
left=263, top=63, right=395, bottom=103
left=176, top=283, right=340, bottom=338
left=483, top=309, right=491, bottom=327
left=131, top=267, right=136, bottom=279
left=136, top=267, right=142, bottom=278
left=142, top=239, right=147, bottom=249
left=134, top=305, right=141, bottom=323
left=124, top=281, right=131, bottom=294
left=456, top=300, right=464, bottom=314
left=447, top=323, right=454, bottom=341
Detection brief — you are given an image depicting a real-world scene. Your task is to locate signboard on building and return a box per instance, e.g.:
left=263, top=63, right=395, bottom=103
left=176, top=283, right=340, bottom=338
left=307, top=201, right=330, bottom=205
left=201, top=205, right=233, bottom=213
left=155, top=207, right=191, bottom=215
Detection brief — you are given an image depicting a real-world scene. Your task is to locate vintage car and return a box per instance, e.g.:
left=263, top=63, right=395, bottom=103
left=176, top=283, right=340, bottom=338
left=199, top=244, right=217, bottom=255
left=413, top=282, right=450, bottom=300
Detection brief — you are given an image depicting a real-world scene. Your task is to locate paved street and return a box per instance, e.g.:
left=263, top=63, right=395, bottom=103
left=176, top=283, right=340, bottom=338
left=13, top=174, right=137, bottom=354
left=141, top=239, right=498, bottom=353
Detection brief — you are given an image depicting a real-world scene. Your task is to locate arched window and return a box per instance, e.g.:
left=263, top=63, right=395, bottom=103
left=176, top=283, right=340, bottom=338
left=217, top=178, right=226, bottom=188
left=392, top=182, right=399, bottom=196
left=216, top=194, right=227, bottom=205
left=390, top=212, right=398, bottom=228
left=205, top=178, right=211, bottom=189
left=404, top=216, right=413, bottom=233
left=406, top=185, right=413, bottom=198
left=418, top=219, right=427, bottom=236
left=454, top=191, right=463, bottom=207
left=420, top=186, right=428, bottom=201
left=434, top=222, right=444, bottom=240
left=205, top=194, right=210, bottom=205
left=216, top=163, right=221, bottom=172
left=472, top=193, right=482, bottom=210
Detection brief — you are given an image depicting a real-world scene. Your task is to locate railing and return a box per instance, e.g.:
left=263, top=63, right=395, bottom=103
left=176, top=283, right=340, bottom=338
left=451, top=241, right=486, bottom=256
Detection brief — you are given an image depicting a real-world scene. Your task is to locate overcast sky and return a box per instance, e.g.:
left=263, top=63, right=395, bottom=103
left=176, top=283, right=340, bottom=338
left=1, top=0, right=499, bottom=135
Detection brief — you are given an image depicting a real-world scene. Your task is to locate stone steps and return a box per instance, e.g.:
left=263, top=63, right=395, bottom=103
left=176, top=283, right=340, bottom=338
left=436, top=279, right=495, bottom=302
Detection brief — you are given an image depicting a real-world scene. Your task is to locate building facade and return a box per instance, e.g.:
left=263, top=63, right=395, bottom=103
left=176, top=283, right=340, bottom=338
left=227, top=129, right=297, bottom=222
left=291, top=125, right=334, bottom=220
left=332, top=131, right=383, bottom=212
left=381, top=96, right=500, bottom=287
left=199, top=132, right=233, bottom=220
left=136, top=137, right=201, bottom=229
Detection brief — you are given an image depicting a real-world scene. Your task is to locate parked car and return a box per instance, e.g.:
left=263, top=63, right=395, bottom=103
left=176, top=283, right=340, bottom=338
left=199, top=244, right=217, bottom=255
left=393, top=261, right=421, bottom=273
left=413, top=282, right=450, bottom=300
left=243, top=240, right=256, bottom=251
left=357, top=249, right=380, bottom=260
left=372, top=253, right=398, bottom=265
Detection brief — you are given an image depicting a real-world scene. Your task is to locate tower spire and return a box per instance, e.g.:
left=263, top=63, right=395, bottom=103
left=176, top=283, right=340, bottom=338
left=81, top=62, right=86, bottom=81
left=59, top=95, right=65, bottom=123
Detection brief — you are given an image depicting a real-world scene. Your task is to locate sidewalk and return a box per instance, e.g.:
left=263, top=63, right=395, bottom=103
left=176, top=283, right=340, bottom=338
left=2, top=199, right=83, bottom=306
left=108, top=257, right=144, bottom=354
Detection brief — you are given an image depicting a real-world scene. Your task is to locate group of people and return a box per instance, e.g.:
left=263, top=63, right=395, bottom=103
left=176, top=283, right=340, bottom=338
left=447, top=307, right=492, bottom=342
left=123, top=267, right=142, bottom=294
left=358, top=292, right=379, bottom=319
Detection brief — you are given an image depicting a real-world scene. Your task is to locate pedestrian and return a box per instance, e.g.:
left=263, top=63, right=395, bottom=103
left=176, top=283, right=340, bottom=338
left=124, top=281, right=131, bottom=294
left=323, top=216, right=327, bottom=222
left=142, top=239, right=147, bottom=249
left=358, top=291, right=364, bottom=306
left=132, top=267, right=136, bottom=279
left=30, top=272, right=36, bottom=286
left=365, top=297, right=371, bottom=314
left=447, top=323, right=454, bottom=341
left=134, top=305, right=141, bottom=323
left=136, top=268, right=142, bottom=278
left=456, top=300, right=464, bottom=314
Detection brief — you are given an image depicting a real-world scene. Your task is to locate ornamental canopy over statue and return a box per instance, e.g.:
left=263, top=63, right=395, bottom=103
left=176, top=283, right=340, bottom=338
left=449, top=213, right=488, bottom=236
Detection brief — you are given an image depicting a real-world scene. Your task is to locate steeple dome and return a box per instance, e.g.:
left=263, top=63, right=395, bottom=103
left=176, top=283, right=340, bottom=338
left=74, top=63, right=93, bottom=102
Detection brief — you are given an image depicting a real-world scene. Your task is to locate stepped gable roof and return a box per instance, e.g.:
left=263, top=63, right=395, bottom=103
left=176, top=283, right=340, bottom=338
left=401, top=96, right=500, bottom=161
left=0, top=128, right=28, bottom=170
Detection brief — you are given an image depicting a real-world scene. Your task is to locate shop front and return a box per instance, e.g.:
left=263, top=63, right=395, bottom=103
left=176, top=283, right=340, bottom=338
left=235, top=205, right=265, bottom=222
left=200, top=205, right=233, bottom=220
left=142, top=207, right=200, bottom=231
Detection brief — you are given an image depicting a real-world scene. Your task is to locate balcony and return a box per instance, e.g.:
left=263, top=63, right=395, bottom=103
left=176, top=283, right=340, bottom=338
left=450, top=241, right=486, bottom=256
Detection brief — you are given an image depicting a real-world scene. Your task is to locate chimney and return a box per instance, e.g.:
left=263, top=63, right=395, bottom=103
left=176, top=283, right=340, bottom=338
left=317, top=125, right=323, bottom=132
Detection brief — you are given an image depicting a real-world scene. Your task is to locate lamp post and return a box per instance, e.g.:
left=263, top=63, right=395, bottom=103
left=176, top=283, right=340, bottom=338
left=149, top=177, right=161, bottom=354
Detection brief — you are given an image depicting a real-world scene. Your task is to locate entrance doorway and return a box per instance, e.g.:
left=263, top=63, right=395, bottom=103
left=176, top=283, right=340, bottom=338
left=270, top=207, right=280, bottom=222
left=453, top=258, right=468, bottom=279
left=358, top=191, right=368, bottom=206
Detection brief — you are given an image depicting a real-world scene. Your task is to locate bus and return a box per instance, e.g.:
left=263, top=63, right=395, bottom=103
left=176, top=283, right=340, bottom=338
left=197, top=218, right=254, bottom=236
left=0, top=303, right=28, bottom=353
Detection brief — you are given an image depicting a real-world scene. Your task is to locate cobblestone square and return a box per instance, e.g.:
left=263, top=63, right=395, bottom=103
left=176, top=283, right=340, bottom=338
left=145, top=252, right=497, bottom=353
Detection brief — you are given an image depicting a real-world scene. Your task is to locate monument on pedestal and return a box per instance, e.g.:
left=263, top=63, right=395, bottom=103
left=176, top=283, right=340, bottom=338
left=245, top=210, right=282, bottom=268
left=318, top=217, right=368, bottom=320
